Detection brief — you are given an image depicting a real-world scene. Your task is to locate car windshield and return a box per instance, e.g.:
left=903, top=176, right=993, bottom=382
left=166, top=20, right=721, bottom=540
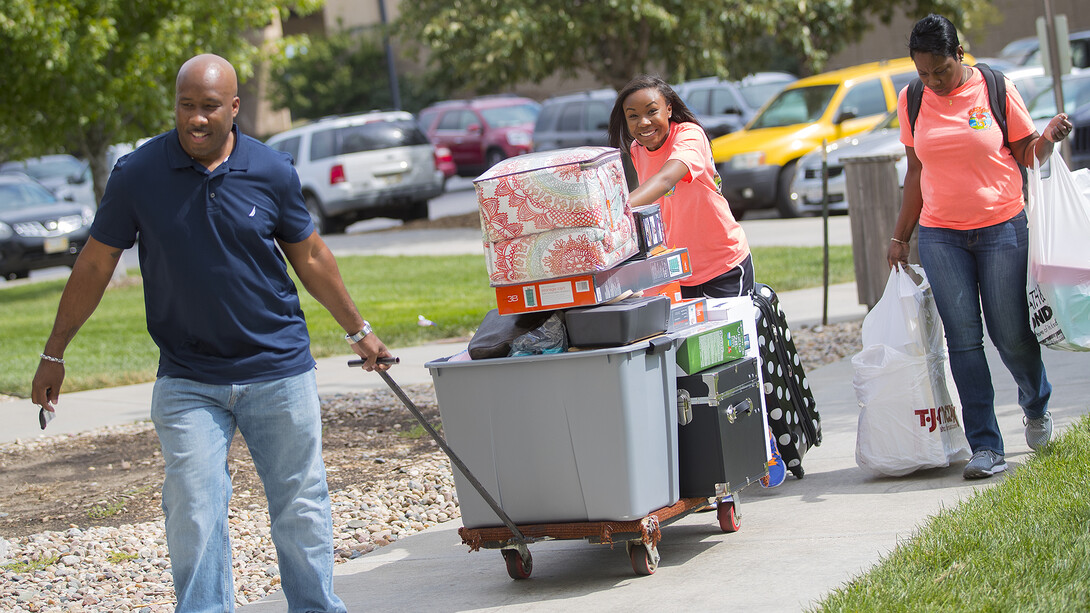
left=480, top=104, right=540, bottom=128
left=1027, top=75, right=1090, bottom=119
left=739, top=80, right=792, bottom=109
left=0, top=181, right=58, bottom=212
left=748, top=84, right=838, bottom=129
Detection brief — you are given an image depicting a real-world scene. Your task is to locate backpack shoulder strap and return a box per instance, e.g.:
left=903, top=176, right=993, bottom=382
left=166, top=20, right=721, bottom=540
left=907, top=78, right=924, bottom=136
left=975, top=62, right=1009, bottom=147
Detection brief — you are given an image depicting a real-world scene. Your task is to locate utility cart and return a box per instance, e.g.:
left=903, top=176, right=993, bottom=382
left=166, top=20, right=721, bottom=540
left=359, top=333, right=768, bottom=579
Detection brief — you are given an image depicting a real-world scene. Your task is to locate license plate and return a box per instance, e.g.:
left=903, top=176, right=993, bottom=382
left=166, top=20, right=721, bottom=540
left=383, top=173, right=404, bottom=186
left=43, top=237, right=69, bottom=254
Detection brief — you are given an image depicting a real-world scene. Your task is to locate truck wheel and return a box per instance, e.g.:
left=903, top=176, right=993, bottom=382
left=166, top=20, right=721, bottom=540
left=776, top=161, right=802, bottom=218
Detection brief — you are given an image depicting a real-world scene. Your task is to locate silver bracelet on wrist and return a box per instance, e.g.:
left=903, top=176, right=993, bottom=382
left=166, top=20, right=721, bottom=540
left=345, top=321, right=373, bottom=344
left=40, top=353, right=65, bottom=365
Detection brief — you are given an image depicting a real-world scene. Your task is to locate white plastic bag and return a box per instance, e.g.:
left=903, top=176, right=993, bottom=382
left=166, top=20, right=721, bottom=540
left=853, top=266, right=971, bottom=477
left=1026, top=154, right=1090, bottom=351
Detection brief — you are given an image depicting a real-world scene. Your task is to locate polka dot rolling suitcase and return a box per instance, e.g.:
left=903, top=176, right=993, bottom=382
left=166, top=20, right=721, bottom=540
left=752, top=283, right=822, bottom=479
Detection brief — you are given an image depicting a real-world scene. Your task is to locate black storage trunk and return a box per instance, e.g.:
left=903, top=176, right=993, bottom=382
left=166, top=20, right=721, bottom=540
left=565, top=295, right=670, bottom=348
left=752, top=283, right=822, bottom=479
left=676, top=357, right=769, bottom=498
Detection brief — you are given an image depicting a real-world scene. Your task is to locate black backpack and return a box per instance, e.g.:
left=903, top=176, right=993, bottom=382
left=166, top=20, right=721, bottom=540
left=906, top=63, right=1027, bottom=195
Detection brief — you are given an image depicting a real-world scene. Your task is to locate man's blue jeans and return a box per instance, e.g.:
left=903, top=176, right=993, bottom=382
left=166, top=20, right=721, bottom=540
left=151, top=369, right=345, bottom=613
left=917, top=210, right=1050, bottom=455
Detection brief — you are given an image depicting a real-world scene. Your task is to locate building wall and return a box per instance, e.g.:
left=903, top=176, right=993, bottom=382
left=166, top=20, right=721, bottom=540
left=827, top=0, right=1090, bottom=69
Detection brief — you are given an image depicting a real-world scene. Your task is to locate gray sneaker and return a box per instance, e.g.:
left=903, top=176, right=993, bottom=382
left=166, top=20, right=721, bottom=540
left=1025, top=411, right=1053, bottom=451
left=963, top=449, right=1008, bottom=479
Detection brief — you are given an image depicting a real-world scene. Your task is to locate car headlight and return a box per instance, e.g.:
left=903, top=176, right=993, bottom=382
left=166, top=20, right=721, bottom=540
left=0, top=222, right=11, bottom=240
left=728, top=151, right=765, bottom=170
left=506, top=131, right=532, bottom=147
left=81, top=206, right=95, bottom=226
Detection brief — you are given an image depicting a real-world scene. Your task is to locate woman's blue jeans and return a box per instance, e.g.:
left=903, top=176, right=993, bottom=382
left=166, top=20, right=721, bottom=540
left=917, top=210, right=1051, bottom=455
left=151, top=369, right=345, bottom=613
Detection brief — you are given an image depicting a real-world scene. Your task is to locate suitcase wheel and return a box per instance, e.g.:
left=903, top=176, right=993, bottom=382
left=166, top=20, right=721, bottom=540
left=790, top=465, right=806, bottom=480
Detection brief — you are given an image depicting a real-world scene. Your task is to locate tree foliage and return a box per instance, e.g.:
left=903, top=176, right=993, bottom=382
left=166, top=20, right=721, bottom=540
left=0, top=0, right=321, bottom=202
left=267, top=27, right=446, bottom=120
left=394, top=0, right=995, bottom=93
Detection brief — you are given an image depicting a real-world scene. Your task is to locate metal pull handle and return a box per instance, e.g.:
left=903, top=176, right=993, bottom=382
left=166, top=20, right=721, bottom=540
left=723, top=398, right=754, bottom=424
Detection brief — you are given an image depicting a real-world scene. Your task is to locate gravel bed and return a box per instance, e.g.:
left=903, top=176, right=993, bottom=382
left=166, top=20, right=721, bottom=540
left=0, top=319, right=862, bottom=612
left=1, top=450, right=457, bottom=612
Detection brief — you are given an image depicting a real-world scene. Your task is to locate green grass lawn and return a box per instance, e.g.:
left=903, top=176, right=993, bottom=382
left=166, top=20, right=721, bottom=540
left=814, top=413, right=1090, bottom=612
left=0, top=246, right=853, bottom=397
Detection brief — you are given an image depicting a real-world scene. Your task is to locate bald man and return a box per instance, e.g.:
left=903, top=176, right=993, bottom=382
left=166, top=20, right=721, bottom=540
left=31, top=54, right=390, bottom=612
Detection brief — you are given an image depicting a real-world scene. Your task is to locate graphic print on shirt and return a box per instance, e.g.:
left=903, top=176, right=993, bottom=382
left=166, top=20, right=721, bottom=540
left=968, top=106, right=994, bottom=130
left=710, top=151, right=724, bottom=195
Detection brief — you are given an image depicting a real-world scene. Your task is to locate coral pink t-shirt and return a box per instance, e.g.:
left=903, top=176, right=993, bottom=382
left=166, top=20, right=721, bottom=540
left=898, top=66, right=1035, bottom=230
left=630, top=121, right=750, bottom=285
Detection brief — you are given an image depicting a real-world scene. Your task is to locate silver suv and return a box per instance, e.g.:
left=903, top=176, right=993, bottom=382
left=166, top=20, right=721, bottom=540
left=266, top=111, right=444, bottom=234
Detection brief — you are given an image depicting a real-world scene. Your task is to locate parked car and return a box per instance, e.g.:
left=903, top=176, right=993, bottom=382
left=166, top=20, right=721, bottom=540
left=1026, top=70, right=1090, bottom=173
left=531, top=89, right=615, bottom=152
left=0, top=173, right=94, bottom=280
left=711, top=57, right=921, bottom=218
left=0, top=154, right=95, bottom=206
left=1004, top=65, right=1052, bottom=106
left=674, top=72, right=797, bottom=138
left=1026, top=70, right=1090, bottom=122
left=419, top=96, right=541, bottom=176
left=788, top=110, right=906, bottom=215
left=265, top=110, right=445, bottom=234
left=1069, top=100, right=1090, bottom=171
left=998, top=29, right=1090, bottom=70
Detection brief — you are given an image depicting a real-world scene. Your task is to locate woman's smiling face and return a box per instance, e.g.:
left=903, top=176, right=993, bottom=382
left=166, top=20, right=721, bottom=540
left=624, top=87, right=672, bottom=151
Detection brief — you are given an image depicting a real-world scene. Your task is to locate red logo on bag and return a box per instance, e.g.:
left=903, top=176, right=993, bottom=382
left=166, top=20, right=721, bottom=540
left=914, top=405, right=959, bottom=432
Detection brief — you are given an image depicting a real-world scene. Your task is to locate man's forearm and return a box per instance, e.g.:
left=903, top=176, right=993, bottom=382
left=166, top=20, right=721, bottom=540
left=44, top=239, right=122, bottom=355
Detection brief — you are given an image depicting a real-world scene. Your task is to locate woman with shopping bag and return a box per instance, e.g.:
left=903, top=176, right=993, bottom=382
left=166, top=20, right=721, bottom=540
left=887, top=14, right=1073, bottom=479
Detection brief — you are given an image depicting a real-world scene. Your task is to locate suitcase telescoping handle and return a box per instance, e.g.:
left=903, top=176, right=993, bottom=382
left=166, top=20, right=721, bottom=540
left=349, top=361, right=533, bottom=545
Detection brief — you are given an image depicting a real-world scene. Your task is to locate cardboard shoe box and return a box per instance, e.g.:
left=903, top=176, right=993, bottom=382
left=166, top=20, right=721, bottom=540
left=493, top=248, right=692, bottom=315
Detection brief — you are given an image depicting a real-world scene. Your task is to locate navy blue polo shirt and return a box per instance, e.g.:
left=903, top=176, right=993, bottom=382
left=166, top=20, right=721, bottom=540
left=92, top=126, right=317, bottom=385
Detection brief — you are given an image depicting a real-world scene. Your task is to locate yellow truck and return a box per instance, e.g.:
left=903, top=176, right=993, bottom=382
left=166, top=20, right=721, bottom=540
left=711, top=57, right=922, bottom=218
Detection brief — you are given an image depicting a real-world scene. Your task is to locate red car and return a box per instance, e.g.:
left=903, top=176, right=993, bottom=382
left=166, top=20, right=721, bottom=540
left=418, top=96, right=541, bottom=177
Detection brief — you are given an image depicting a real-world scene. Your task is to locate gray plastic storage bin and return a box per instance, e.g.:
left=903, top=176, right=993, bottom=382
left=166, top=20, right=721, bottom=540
left=426, top=340, right=679, bottom=529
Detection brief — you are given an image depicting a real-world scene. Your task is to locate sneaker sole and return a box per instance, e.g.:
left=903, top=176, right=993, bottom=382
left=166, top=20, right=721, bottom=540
left=964, top=461, right=1008, bottom=479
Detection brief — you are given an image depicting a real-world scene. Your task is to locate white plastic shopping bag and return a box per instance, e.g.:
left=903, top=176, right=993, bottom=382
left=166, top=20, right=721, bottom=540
left=853, top=266, right=971, bottom=477
left=1026, top=154, right=1090, bottom=351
